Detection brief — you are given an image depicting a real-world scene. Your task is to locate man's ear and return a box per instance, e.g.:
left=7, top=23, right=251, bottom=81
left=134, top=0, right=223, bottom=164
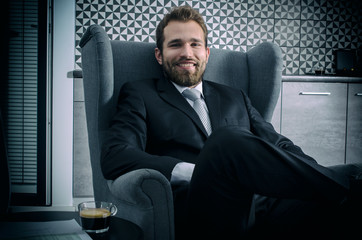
left=206, top=47, right=210, bottom=63
left=155, top=48, right=163, bottom=65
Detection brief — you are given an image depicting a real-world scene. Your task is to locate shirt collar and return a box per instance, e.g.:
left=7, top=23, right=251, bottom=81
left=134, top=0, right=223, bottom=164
left=171, top=81, right=204, bottom=98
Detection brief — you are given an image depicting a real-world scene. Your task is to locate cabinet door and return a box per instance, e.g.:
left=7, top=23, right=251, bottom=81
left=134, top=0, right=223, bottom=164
left=346, top=84, right=362, bottom=164
left=281, top=82, right=347, bottom=166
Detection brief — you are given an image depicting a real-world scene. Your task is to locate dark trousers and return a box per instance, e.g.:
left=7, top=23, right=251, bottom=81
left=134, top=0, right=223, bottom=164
left=174, top=126, right=361, bottom=239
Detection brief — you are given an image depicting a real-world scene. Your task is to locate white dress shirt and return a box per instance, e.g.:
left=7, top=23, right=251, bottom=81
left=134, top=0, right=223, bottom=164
left=169, top=81, right=207, bottom=184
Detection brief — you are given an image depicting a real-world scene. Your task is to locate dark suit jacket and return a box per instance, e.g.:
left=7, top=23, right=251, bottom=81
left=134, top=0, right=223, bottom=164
left=101, top=77, right=312, bottom=181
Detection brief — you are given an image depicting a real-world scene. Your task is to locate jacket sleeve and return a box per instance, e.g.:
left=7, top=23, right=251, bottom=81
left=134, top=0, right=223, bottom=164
left=242, top=91, right=318, bottom=163
left=101, top=82, right=182, bottom=180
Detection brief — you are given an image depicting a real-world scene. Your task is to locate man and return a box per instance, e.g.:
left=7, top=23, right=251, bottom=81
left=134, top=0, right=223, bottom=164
left=101, top=5, right=361, bottom=239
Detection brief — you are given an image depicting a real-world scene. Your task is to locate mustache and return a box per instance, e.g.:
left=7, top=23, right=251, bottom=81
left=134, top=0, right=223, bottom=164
left=172, top=58, right=200, bottom=67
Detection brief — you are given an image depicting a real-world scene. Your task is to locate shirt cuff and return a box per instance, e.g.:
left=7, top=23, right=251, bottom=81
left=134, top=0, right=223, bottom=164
left=170, top=162, right=195, bottom=184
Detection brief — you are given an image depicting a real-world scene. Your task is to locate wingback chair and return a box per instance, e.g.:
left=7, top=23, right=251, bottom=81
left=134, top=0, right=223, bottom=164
left=79, top=24, right=283, bottom=240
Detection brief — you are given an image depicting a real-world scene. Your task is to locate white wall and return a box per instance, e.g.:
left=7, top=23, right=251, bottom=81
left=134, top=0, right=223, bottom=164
left=52, top=0, right=75, bottom=207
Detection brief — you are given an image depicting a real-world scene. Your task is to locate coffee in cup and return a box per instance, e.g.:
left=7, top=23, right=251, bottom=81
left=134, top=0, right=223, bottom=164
left=78, top=201, right=117, bottom=233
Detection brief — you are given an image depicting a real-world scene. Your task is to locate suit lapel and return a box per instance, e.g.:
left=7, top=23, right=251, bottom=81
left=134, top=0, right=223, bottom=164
left=156, top=77, right=209, bottom=136
left=157, top=78, right=207, bottom=136
left=203, top=81, right=222, bottom=130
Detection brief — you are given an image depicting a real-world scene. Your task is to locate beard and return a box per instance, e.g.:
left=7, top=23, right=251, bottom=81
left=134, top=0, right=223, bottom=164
left=162, top=57, right=207, bottom=87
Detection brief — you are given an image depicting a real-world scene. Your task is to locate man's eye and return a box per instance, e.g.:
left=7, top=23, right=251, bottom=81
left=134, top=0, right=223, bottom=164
left=169, top=43, right=181, bottom=47
left=191, top=43, right=202, bottom=47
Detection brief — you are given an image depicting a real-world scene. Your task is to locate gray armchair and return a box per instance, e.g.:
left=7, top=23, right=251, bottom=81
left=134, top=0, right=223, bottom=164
left=79, top=24, right=283, bottom=240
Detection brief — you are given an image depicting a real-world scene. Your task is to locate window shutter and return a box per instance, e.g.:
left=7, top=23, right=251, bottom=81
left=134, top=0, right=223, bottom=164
left=2, top=0, right=50, bottom=206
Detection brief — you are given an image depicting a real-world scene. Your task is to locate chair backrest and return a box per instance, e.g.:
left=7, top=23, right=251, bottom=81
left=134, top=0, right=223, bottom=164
left=79, top=24, right=282, bottom=201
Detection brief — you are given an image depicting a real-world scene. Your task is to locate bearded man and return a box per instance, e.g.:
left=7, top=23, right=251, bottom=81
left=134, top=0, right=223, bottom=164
left=101, top=5, right=362, bottom=240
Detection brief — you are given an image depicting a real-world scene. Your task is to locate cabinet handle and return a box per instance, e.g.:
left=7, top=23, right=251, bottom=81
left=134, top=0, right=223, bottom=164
left=356, top=93, right=362, bottom=96
left=299, top=92, right=331, bottom=96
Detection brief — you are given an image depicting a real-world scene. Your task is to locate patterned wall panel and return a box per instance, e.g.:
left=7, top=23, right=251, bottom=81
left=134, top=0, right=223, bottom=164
left=73, top=0, right=362, bottom=197
left=75, top=0, right=362, bottom=75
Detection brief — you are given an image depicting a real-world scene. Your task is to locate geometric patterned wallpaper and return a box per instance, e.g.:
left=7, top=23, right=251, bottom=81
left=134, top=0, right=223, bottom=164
left=75, top=0, right=362, bottom=75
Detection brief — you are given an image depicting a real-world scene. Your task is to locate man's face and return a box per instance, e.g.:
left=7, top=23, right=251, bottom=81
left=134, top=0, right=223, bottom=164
left=155, top=20, right=210, bottom=87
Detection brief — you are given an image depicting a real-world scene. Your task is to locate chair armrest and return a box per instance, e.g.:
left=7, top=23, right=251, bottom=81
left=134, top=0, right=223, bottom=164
left=107, top=168, right=172, bottom=206
left=107, top=168, right=175, bottom=240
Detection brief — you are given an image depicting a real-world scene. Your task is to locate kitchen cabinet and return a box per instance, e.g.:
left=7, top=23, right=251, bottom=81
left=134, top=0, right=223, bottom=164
left=272, top=76, right=362, bottom=166
left=346, top=84, right=362, bottom=164
left=281, top=82, right=347, bottom=166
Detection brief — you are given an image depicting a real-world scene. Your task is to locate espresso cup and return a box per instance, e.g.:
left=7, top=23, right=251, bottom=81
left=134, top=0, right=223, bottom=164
left=78, top=201, right=118, bottom=233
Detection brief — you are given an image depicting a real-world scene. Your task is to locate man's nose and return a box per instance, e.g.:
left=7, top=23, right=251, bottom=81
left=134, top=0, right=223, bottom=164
left=180, top=44, right=193, bottom=58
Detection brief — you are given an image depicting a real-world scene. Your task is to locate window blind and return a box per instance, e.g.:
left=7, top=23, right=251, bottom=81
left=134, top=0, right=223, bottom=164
left=7, top=0, right=39, bottom=195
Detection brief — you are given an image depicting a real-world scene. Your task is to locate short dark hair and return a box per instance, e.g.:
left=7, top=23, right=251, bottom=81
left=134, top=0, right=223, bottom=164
left=156, top=5, right=208, bottom=53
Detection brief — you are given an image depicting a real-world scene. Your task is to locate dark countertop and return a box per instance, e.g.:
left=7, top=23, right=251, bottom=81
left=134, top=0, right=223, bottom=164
left=67, top=69, right=83, bottom=78
left=282, top=75, right=362, bottom=83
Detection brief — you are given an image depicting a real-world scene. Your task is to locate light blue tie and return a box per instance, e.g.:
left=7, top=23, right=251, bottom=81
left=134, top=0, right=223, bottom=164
left=182, top=88, right=212, bottom=136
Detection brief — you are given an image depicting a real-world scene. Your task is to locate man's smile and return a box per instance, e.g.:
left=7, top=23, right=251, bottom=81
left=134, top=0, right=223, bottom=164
left=175, top=60, right=198, bottom=70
